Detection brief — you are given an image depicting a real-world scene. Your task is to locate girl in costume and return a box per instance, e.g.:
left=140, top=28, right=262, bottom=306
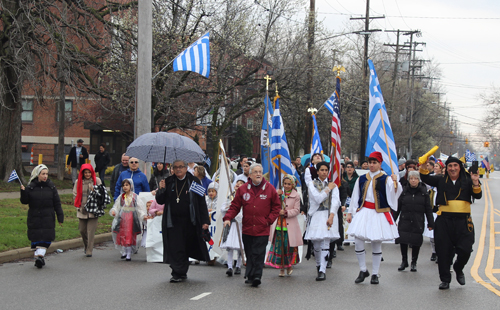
left=110, top=179, right=146, bottom=260
left=266, top=175, right=303, bottom=276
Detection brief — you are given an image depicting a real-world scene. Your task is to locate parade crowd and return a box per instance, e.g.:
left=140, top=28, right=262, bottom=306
left=19, top=147, right=481, bottom=290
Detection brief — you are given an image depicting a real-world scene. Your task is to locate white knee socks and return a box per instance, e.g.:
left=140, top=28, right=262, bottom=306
left=355, top=238, right=367, bottom=272
left=236, top=252, right=242, bottom=268
left=371, top=241, right=382, bottom=275
left=313, top=240, right=329, bottom=273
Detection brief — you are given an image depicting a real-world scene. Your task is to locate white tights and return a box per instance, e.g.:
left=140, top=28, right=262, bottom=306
left=123, top=246, right=132, bottom=259
left=313, top=239, right=330, bottom=273
left=226, top=249, right=242, bottom=269
left=354, top=238, right=382, bottom=275
left=430, top=238, right=436, bottom=254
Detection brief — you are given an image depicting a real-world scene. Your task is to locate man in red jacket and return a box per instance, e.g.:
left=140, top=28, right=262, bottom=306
left=224, top=163, right=281, bottom=287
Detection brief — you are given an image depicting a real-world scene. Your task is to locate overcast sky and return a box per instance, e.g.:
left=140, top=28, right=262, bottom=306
left=309, top=0, right=500, bottom=145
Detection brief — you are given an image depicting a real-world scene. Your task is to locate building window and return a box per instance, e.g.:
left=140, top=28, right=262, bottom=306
left=247, top=118, right=254, bottom=131
left=22, top=99, right=33, bottom=122
left=57, top=99, right=73, bottom=122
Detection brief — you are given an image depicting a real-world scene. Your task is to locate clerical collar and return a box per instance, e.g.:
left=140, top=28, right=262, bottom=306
left=177, top=174, right=187, bottom=181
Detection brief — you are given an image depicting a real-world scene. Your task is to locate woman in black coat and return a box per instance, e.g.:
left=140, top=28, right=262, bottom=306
left=394, top=170, right=434, bottom=272
left=94, top=143, right=111, bottom=185
left=20, top=164, right=64, bottom=268
left=149, top=162, right=170, bottom=191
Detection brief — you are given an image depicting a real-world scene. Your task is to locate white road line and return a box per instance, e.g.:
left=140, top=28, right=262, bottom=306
left=190, top=292, right=212, bottom=300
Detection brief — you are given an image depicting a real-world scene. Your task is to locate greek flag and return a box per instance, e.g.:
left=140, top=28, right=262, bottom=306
left=365, top=59, right=398, bottom=175
left=465, top=149, right=476, bottom=162
left=189, top=180, right=206, bottom=196
left=204, top=155, right=211, bottom=168
left=270, top=96, right=295, bottom=188
left=311, top=114, right=323, bottom=155
left=173, top=32, right=210, bottom=78
left=260, top=94, right=273, bottom=175
left=8, top=170, right=19, bottom=183
left=323, top=93, right=337, bottom=114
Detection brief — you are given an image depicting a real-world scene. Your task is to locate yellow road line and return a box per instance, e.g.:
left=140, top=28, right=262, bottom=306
left=493, top=269, right=500, bottom=273
left=485, top=181, right=500, bottom=288
left=471, top=181, right=500, bottom=296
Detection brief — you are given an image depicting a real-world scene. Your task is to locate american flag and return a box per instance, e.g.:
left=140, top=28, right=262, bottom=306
left=329, top=76, right=341, bottom=186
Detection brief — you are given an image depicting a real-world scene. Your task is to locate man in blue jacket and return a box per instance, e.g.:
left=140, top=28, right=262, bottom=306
left=114, top=157, right=150, bottom=200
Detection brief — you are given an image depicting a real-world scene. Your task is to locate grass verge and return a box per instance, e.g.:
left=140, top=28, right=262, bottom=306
left=0, top=194, right=113, bottom=252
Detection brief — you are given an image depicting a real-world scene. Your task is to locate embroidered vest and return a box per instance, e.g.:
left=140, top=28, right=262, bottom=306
left=313, top=179, right=330, bottom=211
left=357, top=173, right=391, bottom=213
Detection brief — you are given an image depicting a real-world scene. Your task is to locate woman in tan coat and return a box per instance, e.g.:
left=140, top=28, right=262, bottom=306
left=265, top=174, right=303, bottom=276
left=73, top=163, right=101, bottom=257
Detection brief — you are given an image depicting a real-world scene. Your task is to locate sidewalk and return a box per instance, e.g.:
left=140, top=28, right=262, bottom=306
left=0, top=233, right=113, bottom=264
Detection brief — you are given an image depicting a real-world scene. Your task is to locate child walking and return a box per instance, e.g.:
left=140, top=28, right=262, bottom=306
left=110, top=179, right=146, bottom=261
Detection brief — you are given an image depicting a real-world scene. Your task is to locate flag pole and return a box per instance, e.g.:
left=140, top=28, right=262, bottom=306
left=265, top=75, right=272, bottom=178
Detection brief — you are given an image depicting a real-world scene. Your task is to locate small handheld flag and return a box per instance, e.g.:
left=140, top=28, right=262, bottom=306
left=8, top=170, right=21, bottom=184
left=189, top=180, right=206, bottom=196
left=173, top=32, right=210, bottom=78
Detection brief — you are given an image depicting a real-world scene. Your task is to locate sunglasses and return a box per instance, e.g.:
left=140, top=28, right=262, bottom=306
left=129, top=161, right=139, bottom=164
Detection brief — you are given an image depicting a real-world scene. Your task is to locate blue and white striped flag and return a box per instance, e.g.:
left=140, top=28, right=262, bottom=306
left=311, top=114, right=323, bottom=156
left=365, top=59, right=398, bottom=176
left=323, top=92, right=338, bottom=115
left=189, top=180, right=206, bottom=196
left=173, top=32, right=210, bottom=78
left=465, top=149, right=476, bottom=162
left=8, top=170, right=19, bottom=183
left=270, top=96, right=295, bottom=188
left=204, top=155, right=211, bottom=168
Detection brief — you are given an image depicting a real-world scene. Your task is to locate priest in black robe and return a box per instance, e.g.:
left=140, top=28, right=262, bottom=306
left=156, top=159, right=210, bottom=283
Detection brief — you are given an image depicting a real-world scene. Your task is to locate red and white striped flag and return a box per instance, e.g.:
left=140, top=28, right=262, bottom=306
left=329, top=76, right=341, bottom=186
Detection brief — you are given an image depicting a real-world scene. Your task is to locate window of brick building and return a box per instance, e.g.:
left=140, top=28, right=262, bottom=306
left=22, top=99, right=33, bottom=122
left=247, top=118, right=254, bottom=131
left=56, top=100, right=73, bottom=122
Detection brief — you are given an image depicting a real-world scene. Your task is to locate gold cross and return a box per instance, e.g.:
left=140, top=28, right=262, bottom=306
left=264, top=75, right=272, bottom=91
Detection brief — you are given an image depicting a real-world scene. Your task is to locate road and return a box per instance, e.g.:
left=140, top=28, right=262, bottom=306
left=1, top=176, right=500, bottom=309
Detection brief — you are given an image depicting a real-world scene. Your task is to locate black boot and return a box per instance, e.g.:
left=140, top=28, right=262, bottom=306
left=430, top=253, right=437, bottom=261
left=316, top=271, right=326, bottom=281
left=326, top=259, right=332, bottom=268
left=398, top=261, right=409, bottom=271
left=410, top=261, right=417, bottom=272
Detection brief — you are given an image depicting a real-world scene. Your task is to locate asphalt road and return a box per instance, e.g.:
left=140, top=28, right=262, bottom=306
left=1, top=177, right=500, bottom=310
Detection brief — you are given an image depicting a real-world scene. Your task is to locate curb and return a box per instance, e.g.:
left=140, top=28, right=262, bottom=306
left=0, top=233, right=113, bottom=264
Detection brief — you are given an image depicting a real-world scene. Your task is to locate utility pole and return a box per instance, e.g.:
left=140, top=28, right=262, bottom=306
left=304, top=0, right=315, bottom=154
left=350, top=0, right=383, bottom=160
left=407, top=38, right=425, bottom=159
left=136, top=0, right=152, bottom=179
left=384, top=29, right=412, bottom=119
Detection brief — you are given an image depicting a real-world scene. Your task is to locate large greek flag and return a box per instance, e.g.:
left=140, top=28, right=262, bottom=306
left=270, top=96, right=294, bottom=188
left=365, top=59, right=398, bottom=175
left=173, top=32, right=210, bottom=78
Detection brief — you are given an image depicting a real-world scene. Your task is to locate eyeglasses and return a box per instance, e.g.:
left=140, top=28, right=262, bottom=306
left=173, top=166, right=186, bottom=169
left=129, top=161, right=139, bottom=164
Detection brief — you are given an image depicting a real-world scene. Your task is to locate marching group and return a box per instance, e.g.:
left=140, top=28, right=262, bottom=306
left=19, top=146, right=481, bottom=290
